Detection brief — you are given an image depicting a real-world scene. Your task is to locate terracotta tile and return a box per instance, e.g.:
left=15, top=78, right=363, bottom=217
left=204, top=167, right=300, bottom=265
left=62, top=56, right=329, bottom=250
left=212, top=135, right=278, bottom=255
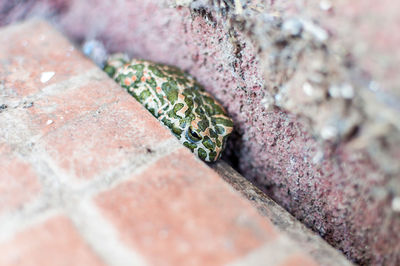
left=0, top=215, right=105, bottom=266
left=0, top=19, right=95, bottom=97
left=0, top=145, right=41, bottom=215
left=41, top=96, right=173, bottom=179
left=95, top=148, right=277, bottom=266
left=25, top=76, right=127, bottom=136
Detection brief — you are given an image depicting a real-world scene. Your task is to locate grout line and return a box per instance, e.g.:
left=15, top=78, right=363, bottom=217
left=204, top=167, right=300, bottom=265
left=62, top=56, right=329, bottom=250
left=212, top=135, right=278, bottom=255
left=76, top=137, right=182, bottom=195
left=0, top=58, right=184, bottom=247
left=0, top=137, right=182, bottom=261
left=65, top=200, right=147, bottom=266
left=0, top=141, right=176, bottom=265
left=1, top=67, right=104, bottom=109
left=0, top=208, right=62, bottom=242
left=31, top=132, right=181, bottom=192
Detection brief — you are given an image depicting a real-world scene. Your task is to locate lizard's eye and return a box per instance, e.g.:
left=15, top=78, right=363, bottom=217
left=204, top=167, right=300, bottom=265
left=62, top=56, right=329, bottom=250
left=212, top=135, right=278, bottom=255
left=187, top=126, right=202, bottom=143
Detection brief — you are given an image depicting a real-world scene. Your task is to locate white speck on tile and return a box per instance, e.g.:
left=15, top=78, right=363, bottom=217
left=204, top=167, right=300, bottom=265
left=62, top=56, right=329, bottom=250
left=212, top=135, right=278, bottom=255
left=39, top=34, right=46, bottom=41
left=46, top=119, right=54, bottom=125
left=40, top=72, right=55, bottom=83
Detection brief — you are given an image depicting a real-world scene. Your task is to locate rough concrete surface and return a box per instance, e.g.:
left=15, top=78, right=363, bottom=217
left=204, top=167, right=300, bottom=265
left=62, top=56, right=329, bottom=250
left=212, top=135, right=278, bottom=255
left=1, top=0, right=399, bottom=265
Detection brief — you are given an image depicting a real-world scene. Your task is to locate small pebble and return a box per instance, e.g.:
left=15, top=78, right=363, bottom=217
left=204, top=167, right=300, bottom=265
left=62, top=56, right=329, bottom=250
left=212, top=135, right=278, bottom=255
left=321, top=125, right=338, bottom=140
left=82, top=40, right=108, bottom=67
left=282, top=18, right=303, bottom=37
left=329, top=83, right=354, bottom=99
left=341, top=84, right=354, bottom=99
left=302, top=19, right=328, bottom=42
left=302, top=82, right=314, bottom=96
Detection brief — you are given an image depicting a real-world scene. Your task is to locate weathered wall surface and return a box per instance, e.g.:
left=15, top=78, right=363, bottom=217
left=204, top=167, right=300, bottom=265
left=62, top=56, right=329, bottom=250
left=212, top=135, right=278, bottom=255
left=1, top=0, right=399, bottom=265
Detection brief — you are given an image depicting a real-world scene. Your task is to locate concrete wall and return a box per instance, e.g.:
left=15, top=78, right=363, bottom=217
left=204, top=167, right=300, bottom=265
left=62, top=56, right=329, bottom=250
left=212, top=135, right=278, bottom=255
left=1, top=0, right=399, bottom=264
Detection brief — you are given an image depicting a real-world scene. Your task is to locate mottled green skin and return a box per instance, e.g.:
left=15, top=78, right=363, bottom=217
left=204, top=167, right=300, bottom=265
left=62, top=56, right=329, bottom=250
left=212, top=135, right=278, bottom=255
left=104, top=54, right=234, bottom=162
